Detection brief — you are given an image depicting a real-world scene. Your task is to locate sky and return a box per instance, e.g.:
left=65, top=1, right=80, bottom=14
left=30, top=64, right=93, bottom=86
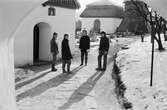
left=78, top=0, right=124, bottom=11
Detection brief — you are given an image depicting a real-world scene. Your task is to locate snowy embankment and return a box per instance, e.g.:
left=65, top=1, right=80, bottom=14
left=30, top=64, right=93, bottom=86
left=115, top=36, right=167, bottom=110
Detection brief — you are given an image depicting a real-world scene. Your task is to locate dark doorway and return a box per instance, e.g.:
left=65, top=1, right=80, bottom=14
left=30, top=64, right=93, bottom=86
left=33, top=22, right=51, bottom=64
left=33, top=25, right=39, bottom=62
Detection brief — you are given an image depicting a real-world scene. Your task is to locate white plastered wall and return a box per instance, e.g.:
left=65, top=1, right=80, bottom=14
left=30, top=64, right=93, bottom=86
left=81, top=17, right=122, bottom=33
left=14, top=5, right=76, bottom=67
left=38, top=22, right=52, bottom=61
left=0, top=1, right=49, bottom=110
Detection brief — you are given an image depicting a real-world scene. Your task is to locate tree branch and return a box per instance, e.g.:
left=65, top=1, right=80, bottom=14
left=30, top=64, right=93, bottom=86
left=131, top=0, right=149, bottom=22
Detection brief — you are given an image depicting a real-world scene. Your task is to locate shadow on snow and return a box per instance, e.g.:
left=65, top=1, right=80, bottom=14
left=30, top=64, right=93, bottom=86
left=58, top=71, right=105, bottom=110
left=16, top=65, right=85, bottom=102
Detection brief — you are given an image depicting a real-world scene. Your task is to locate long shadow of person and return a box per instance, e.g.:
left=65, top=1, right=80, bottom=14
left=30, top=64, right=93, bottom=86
left=58, top=71, right=105, bottom=110
left=16, top=65, right=85, bottom=102
left=16, top=71, right=51, bottom=90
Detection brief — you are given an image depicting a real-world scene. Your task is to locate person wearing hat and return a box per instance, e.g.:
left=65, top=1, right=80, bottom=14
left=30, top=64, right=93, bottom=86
left=50, top=32, right=59, bottom=71
left=79, top=30, right=90, bottom=66
left=96, top=31, right=110, bottom=71
left=61, top=34, right=73, bottom=74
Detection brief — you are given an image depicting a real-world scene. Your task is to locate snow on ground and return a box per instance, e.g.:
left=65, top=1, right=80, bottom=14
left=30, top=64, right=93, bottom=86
left=15, top=38, right=136, bottom=110
left=15, top=41, right=100, bottom=83
left=116, top=36, right=167, bottom=110
left=15, top=69, right=35, bottom=82
left=16, top=40, right=124, bottom=110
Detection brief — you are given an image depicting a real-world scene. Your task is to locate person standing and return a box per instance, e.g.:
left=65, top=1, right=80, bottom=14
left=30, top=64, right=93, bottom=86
left=79, top=30, right=90, bottom=66
left=141, top=32, right=144, bottom=42
left=50, top=32, right=59, bottom=71
left=61, top=34, right=73, bottom=74
left=140, top=31, right=145, bottom=42
left=96, top=31, right=110, bottom=71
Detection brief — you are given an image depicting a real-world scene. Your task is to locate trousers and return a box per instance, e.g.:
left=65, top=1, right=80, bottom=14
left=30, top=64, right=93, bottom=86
left=51, top=52, right=57, bottom=69
left=81, top=50, right=88, bottom=65
left=62, top=59, right=71, bottom=72
left=98, top=51, right=108, bottom=69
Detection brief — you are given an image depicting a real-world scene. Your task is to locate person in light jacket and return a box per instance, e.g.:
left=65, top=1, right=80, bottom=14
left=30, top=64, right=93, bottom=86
left=50, top=32, right=59, bottom=71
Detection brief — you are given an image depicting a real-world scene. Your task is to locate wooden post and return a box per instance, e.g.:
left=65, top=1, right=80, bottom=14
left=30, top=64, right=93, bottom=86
left=149, top=10, right=154, bottom=87
left=150, top=29, right=154, bottom=86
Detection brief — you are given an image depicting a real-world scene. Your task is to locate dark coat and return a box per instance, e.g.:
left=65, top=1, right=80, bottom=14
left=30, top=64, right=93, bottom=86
left=50, top=38, right=58, bottom=54
left=79, top=35, right=90, bottom=51
left=99, top=37, right=110, bottom=52
left=61, top=38, right=72, bottom=60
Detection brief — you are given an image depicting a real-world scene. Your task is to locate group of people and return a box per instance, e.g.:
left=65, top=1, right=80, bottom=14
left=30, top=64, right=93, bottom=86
left=50, top=33, right=72, bottom=74
left=50, top=30, right=110, bottom=74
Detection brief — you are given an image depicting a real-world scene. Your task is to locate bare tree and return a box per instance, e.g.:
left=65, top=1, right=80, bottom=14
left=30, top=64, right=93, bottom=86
left=130, top=0, right=165, bottom=50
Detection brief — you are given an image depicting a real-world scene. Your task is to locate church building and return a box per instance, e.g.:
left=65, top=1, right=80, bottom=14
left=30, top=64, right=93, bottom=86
left=80, top=0, right=123, bottom=34
left=14, top=0, right=80, bottom=66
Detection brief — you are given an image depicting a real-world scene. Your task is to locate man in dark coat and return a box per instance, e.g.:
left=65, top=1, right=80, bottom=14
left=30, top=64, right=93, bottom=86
left=50, top=32, right=59, bottom=71
left=61, top=34, right=73, bottom=74
left=79, top=30, right=90, bottom=66
left=96, top=31, right=110, bottom=71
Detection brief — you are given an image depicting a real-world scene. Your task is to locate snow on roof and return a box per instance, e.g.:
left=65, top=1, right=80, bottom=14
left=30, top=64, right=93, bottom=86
left=80, top=0, right=123, bottom=18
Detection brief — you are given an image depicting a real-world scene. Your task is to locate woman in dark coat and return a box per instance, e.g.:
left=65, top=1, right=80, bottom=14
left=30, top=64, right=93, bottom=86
left=61, top=34, right=73, bottom=74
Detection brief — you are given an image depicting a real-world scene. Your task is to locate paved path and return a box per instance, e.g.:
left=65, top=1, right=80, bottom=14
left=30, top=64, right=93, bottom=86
left=16, top=44, right=122, bottom=110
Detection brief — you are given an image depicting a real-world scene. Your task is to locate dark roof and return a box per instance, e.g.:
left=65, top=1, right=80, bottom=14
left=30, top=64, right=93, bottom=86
left=117, top=0, right=150, bottom=33
left=80, top=0, right=123, bottom=18
left=43, top=0, right=80, bottom=9
left=117, top=17, right=149, bottom=33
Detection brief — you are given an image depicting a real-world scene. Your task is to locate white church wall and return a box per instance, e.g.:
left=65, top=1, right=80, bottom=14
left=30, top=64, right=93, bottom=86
left=0, top=38, right=16, bottom=110
left=14, top=5, right=76, bottom=67
left=38, top=23, right=52, bottom=61
left=0, top=0, right=48, bottom=110
left=81, top=17, right=122, bottom=34
left=100, top=18, right=122, bottom=33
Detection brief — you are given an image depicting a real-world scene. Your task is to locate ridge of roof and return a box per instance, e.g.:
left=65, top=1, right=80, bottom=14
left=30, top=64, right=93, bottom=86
left=43, top=0, right=80, bottom=9
left=80, top=2, right=124, bottom=18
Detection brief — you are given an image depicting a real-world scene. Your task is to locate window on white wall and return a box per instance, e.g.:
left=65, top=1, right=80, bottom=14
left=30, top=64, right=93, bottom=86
left=93, top=19, right=101, bottom=33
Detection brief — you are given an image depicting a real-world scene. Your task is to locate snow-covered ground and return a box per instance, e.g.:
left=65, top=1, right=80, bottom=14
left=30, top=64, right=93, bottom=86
left=16, top=40, right=124, bottom=110
left=116, top=36, right=167, bottom=110
left=15, top=41, right=100, bottom=83
left=15, top=37, right=137, bottom=110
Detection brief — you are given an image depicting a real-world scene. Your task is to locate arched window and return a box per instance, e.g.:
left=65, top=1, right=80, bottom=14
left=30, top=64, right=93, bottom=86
left=76, top=20, right=82, bottom=31
left=93, top=19, right=101, bottom=33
